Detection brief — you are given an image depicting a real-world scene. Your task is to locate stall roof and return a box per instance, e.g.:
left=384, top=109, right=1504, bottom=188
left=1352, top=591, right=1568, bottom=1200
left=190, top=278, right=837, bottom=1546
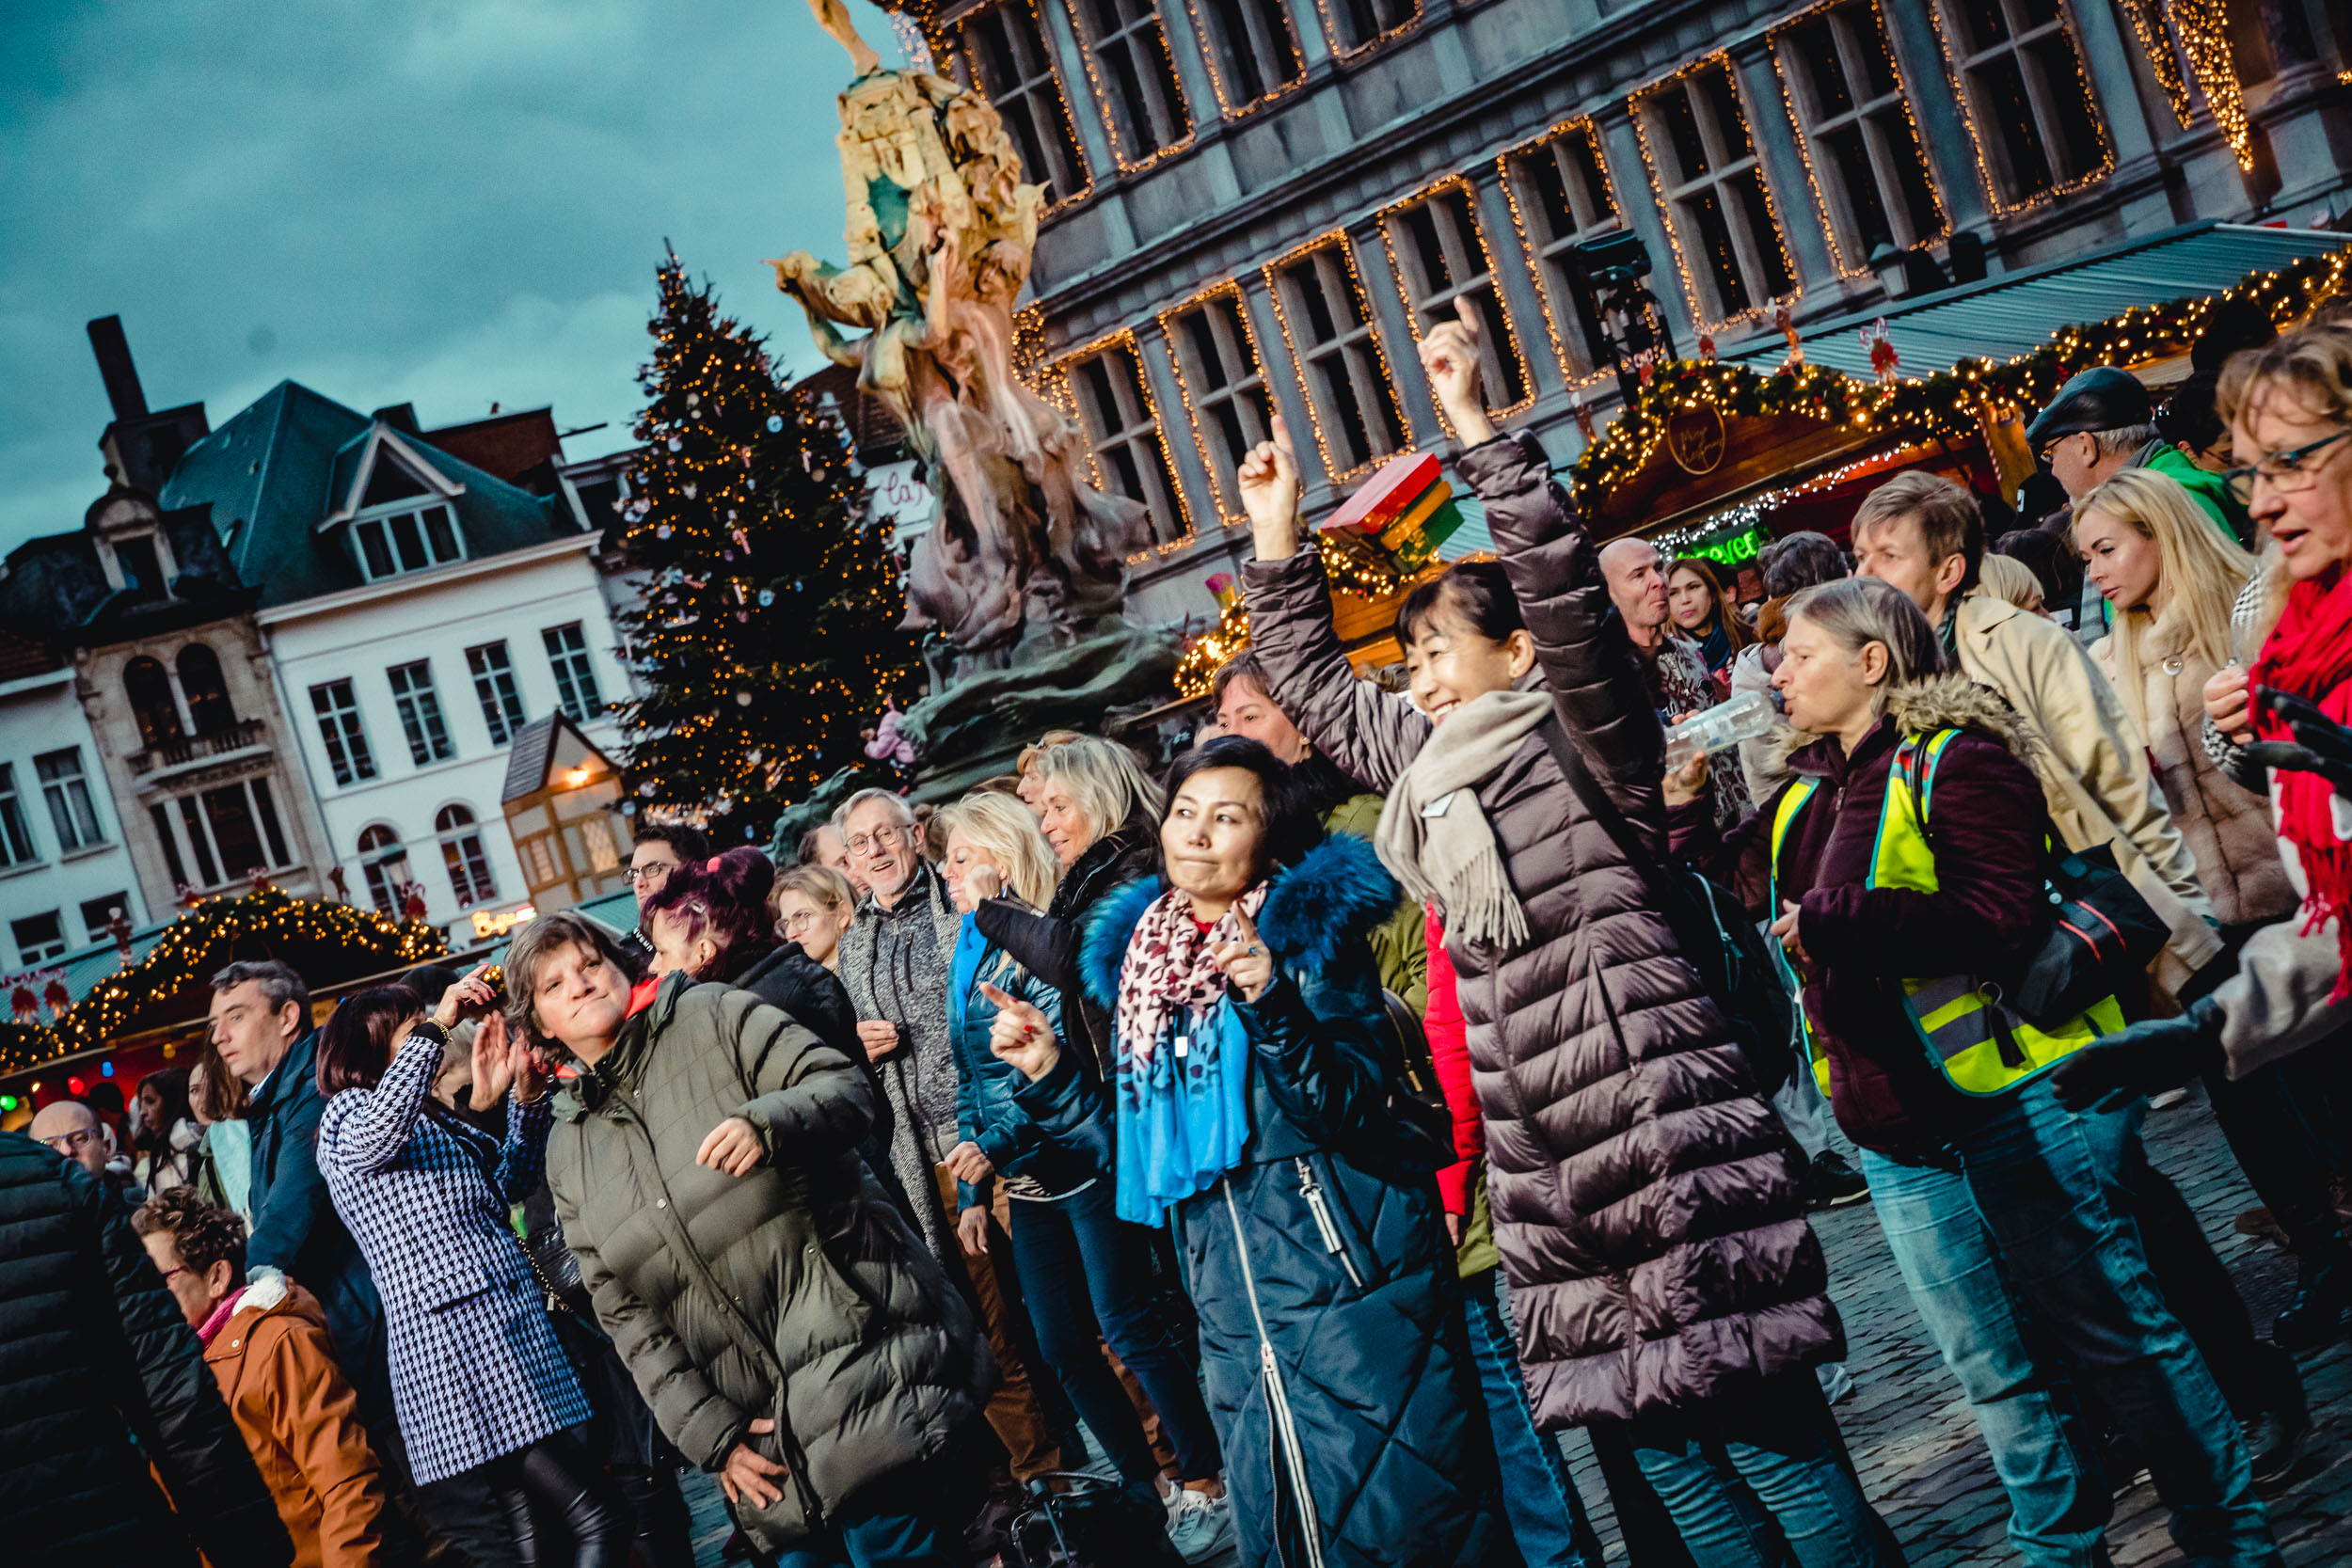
left=1731, top=222, right=2350, bottom=381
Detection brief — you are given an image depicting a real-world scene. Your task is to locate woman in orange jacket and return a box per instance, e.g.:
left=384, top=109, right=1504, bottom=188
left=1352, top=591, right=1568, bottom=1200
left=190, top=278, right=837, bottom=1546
left=135, top=1187, right=388, bottom=1568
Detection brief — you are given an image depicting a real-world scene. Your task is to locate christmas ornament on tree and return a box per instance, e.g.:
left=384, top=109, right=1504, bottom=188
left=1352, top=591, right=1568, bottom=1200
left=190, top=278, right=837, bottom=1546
left=614, top=251, right=921, bottom=833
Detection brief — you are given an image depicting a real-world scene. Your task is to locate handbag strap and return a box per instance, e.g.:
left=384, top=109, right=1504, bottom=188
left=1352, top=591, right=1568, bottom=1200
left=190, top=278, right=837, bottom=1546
left=1534, top=713, right=1655, bottom=888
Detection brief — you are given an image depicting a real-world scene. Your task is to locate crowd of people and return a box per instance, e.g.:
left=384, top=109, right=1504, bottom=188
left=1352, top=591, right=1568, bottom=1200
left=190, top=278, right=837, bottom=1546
left=10, top=294, right=2352, bottom=1568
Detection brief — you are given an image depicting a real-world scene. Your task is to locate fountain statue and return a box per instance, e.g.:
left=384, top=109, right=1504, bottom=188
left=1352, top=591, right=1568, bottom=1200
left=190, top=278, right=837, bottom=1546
left=771, top=0, right=1156, bottom=666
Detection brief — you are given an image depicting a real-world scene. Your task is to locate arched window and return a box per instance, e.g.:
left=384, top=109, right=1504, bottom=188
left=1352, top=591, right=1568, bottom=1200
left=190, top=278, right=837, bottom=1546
left=176, top=644, right=237, bottom=736
left=358, top=823, right=411, bottom=914
left=436, top=804, right=497, bottom=908
left=123, top=657, right=184, bottom=748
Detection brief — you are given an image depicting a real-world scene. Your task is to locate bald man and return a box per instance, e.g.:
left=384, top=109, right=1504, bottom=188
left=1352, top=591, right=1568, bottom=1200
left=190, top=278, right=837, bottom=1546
left=32, top=1101, right=109, bottom=1180
left=1598, top=535, right=1670, bottom=652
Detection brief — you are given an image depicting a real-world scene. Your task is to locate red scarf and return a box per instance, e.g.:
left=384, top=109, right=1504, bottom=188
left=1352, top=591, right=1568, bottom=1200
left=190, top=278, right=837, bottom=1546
left=2249, top=566, right=2352, bottom=998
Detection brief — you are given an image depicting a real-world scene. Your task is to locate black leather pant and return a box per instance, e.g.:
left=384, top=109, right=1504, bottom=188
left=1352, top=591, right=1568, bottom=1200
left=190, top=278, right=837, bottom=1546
left=478, top=1429, right=627, bottom=1568
left=612, top=1462, right=695, bottom=1568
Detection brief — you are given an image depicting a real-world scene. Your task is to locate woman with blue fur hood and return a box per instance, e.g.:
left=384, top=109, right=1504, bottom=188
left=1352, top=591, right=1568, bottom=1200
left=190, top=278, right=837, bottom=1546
left=983, top=735, right=1503, bottom=1568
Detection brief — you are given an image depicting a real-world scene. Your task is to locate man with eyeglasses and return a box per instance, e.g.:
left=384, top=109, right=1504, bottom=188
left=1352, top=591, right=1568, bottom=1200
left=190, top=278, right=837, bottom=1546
left=621, top=821, right=710, bottom=963
left=831, top=786, right=1082, bottom=1488
left=2026, top=365, right=2249, bottom=544
left=32, top=1099, right=119, bottom=1185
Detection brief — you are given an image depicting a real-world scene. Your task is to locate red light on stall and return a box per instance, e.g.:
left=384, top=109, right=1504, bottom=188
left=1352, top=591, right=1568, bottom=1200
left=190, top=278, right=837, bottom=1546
left=67, top=1076, right=86, bottom=1095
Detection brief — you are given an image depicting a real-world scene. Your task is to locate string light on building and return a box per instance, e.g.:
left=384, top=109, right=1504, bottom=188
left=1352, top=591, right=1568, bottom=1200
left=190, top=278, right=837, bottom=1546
left=1180, top=0, right=1308, bottom=118
left=1491, top=119, right=1623, bottom=395
left=1307, top=0, right=1423, bottom=63
left=1063, top=2, right=1197, bottom=175
left=1628, top=55, right=1804, bottom=334
left=1370, top=174, right=1541, bottom=436
left=1155, top=277, right=1267, bottom=526
left=1262, top=230, right=1416, bottom=483
left=1919, top=0, right=2116, bottom=216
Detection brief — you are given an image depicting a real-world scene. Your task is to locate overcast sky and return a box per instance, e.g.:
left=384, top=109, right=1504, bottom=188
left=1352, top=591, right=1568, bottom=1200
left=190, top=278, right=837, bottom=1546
left=0, top=0, right=912, bottom=555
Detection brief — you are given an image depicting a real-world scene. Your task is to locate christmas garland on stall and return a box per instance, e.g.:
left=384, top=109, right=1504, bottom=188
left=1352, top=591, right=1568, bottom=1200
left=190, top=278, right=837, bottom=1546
left=0, top=887, right=448, bottom=1076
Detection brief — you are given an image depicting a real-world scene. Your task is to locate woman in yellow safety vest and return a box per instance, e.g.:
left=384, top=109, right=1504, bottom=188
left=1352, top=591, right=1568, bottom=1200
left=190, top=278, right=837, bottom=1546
left=1741, top=574, right=2275, bottom=1564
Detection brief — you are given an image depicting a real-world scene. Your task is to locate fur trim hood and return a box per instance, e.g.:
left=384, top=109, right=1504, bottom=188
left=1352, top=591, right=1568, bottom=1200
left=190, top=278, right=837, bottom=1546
left=1079, top=832, right=1402, bottom=1008
left=1782, top=673, right=2042, bottom=775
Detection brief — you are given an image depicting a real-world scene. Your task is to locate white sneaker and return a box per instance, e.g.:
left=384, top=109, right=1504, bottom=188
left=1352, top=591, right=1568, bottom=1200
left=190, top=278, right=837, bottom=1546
left=1166, top=1487, right=1233, bottom=1564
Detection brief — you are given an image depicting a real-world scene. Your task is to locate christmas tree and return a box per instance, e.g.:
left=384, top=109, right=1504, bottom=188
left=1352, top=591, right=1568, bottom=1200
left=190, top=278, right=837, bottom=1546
left=613, top=253, right=921, bottom=839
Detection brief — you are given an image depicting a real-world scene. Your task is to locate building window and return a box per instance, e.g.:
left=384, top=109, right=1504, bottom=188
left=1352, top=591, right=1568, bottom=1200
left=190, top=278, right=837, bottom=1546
left=1502, top=120, right=1622, bottom=378
left=1067, top=340, right=1188, bottom=546
left=437, top=804, right=498, bottom=908
left=358, top=823, right=411, bottom=913
left=1164, top=287, right=1275, bottom=517
left=310, top=678, right=378, bottom=786
left=467, top=641, right=528, bottom=745
left=35, top=750, right=104, bottom=853
left=176, top=644, right=238, bottom=736
left=11, top=911, right=65, bottom=965
left=959, top=2, right=1090, bottom=204
left=581, top=815, right=622, bottom=874
left=1268, top=239, right=1407, bottom=477
left=149, top=803, right=190, bottom=888
left=1935, top=0, right=2109, bottom=206
left=353, top=501, right=463, bottom=581
left=1318, top=0, right=1418, bottom=55
left=0, top=763, right=38, bottom=867
left=542, top=624, right=605, bottom=724
left=1073, top=0, right=1191, bottom=166
left=1195, top=0, right=1303, bottom=112
left=110, top=533, right=169, bottom=601
left=1637, top=59, right=1798, bottom=325
left=162, top=779, right=292, bottom=889
left=388, top=660, right=455, bottom=767
left=518, top=832, right=562, bottom=887
left=172, top=797, right=221, bottom=886
left=78, top=894, right=129, bottom=942
left=124, top=656, right=185, bottom=747
left=1776, top=2, right=1945, bottom=272
left=1380, top=182, right=1532, bottom=420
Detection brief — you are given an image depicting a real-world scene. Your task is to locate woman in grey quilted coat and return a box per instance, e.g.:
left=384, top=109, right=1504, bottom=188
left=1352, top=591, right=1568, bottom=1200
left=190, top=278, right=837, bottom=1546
left=516, top=910, right=993, bottom=1564
left=1233, top=307, right=1890, bottom=1567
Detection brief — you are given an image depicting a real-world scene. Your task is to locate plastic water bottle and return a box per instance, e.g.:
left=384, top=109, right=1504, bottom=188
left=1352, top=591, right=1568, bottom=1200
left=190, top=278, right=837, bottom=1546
left=1663, top=689, right=1775, bottom=770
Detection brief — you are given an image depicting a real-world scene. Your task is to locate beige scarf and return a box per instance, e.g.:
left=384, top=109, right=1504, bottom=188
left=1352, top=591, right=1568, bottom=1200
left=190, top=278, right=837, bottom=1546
left=1374, top=689, right=1553, bottom=949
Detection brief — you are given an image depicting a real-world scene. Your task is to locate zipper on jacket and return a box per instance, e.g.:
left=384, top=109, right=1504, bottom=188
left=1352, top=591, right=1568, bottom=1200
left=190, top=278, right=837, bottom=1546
left=1294, top=1158, right=1364, bottom=1291
left=1222, top=1176, right=1327, bottom=1568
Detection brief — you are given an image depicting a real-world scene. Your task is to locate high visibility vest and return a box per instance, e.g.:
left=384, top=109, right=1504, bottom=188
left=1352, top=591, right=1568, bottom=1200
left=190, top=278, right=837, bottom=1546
left=1768, top=728, right=2124, bottom=1100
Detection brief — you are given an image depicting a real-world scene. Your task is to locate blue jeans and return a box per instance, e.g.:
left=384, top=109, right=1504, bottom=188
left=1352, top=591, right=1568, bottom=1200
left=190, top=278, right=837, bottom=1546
left=1628, top=1370, right=1897, bottom=1568
left=1857, top=1148, right=2111, bottom=1568
left=1462, top=1268, right=1603, bottom=1568
left=1915, top=1079, right=2273, bottom=1566
left=1005, top=1180, right=1222, bottom=1484
left=770, top=1454, right=973, bottom=1568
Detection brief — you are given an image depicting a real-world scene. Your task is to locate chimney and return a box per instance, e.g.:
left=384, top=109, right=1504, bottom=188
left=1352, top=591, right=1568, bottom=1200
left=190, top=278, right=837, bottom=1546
left=87, top=316, right=150, bottom=421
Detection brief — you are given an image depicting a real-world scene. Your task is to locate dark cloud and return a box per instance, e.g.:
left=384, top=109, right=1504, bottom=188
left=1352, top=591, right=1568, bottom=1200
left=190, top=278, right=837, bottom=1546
left=0, top=0, right=909, bottom=552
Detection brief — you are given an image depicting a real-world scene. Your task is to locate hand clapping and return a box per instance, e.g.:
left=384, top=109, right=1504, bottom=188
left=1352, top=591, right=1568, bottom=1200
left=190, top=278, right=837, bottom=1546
left=1212, top=907, right=1275, bottom=1003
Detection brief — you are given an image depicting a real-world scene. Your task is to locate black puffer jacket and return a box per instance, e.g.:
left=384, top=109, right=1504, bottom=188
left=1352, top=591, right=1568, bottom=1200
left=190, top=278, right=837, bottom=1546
left=976, top=817, right=1159, bottom=1078
left=0, top=1132, right=293, bottom=1567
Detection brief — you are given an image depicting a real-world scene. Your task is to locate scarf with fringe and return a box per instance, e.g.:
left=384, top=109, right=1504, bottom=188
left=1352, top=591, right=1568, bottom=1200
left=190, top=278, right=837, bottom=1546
left=1374, top=689, right=1551, bottom=949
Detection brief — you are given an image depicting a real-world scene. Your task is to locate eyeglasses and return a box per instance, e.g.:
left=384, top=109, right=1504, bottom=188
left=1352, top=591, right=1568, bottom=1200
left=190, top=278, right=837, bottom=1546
left=158, top=1265, right=187, bottom=1283
left=780, top=910, right=819, bottom=936
left=2221, top=429, right=2352, bottom=505
left=2036, top=431, right=2084, bottom=468
left=41, top=1129, right=96, bottom=1154
left=623, top=863, right=674, bottom=887
left=846, top=825, right=906, bottom=856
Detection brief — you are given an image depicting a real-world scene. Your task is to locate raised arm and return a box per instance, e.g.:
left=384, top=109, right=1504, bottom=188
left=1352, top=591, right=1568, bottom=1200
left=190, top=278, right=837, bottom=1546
left=1236, top=415, right=1434, bottom=793
left=314, top=1030, right=437, bottom=1178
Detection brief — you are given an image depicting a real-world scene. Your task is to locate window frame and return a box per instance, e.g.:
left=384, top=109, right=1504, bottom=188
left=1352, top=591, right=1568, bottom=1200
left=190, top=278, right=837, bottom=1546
left=1186, top=0, right=1306, bottom=116
left=1375, top=176, right=1539, bottom=432
left=1632, top=55, right=1804, bottom=330
left=1068, top=0, right=1196, bottom=170
left=351, top=498, right=465, bottom=582
left=0, top=762, right=40, bottom=867
left=1311, top=0, right=1422, bottom=59
left=1264, top=234, right=1412, bottom=483
left=78, top=893, right=129, bottom=943
left=1771, top=0, right=1950, bottom=276
left=542, top=623, right=606, bottom=725
left=1159, top=281, right=1278, bottom=523
left=309, top=677, right=378, bottom=787
left=387, top=659, right=456, bottom=768
left=953, top=0, right=1095, bottom=209
left=436, top=804, right=499, bottom=910
left=466, top=641, right=528, bottom=746
left=11, top=911, right=66, bottom=966
left=358, top=823, right=412, bottom=914
left=1057, top=331, right=1192, bottom=552
left=34, top=748, right=105, bottom=854
left=1926, top=0, right=2114, bottom=212
left=159, top=778, right=293, bottom=891
left=1497, top=119, right=1626, bottom=386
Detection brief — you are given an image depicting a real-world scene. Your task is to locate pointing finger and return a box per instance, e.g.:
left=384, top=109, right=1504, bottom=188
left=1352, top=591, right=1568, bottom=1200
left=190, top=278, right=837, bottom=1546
left=1454, top=294, right=1481, bottom=336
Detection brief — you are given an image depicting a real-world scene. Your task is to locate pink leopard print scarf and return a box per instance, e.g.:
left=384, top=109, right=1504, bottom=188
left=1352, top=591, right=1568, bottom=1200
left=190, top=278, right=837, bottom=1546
left=1115, top=882, right=1270, bottom=1072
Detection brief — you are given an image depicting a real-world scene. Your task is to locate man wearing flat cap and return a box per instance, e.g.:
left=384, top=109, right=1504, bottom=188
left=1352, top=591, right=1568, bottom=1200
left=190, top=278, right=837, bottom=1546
left=2026, top=364, right=2249, bottom=542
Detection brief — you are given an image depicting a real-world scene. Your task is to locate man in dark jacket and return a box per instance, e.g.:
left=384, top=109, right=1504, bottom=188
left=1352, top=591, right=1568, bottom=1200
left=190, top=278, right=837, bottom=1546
left=0, top=1129, right=293, bottom=1567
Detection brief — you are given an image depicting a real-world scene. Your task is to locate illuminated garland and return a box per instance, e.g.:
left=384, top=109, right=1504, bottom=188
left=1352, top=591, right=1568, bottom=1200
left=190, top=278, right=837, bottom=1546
left=1567, top=247, right=2352, bottom=515
left=1492, top=118, right=1622, bottom=392
left=1182, top=0, right=1307, bottom=119
left=1921, top=0, right=2116, bottom=215
left=1064, top=0, right=1196, bottom=174
left=1262, top=231, right=1416, bottom=483
left=0, top=888, right=446, bottom=1076
left=1308, top=0, right=1422, bottom=62
left=1048, top=325, right=1199, bottom=557
left=1370, top=174, right=1540, bottom=434
left=2169, top=0, right=2254, bottom=171
left=2120, top=0, right=2197, bottom=127
left=1171, top=531, right=1407, bottom=697
left=1629, top=55, right=1805, bottom=332
left=1156, top=279, right=1271, bottom=524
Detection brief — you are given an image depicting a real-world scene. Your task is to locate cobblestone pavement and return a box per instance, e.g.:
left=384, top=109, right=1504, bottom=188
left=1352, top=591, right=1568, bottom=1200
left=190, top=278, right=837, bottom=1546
left=690, top=1092, right=2349, bottom=1565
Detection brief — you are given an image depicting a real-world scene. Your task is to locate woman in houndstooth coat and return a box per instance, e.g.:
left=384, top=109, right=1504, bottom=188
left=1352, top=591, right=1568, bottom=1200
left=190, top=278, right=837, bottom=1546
left=315, top=971, right=625, bottom=1565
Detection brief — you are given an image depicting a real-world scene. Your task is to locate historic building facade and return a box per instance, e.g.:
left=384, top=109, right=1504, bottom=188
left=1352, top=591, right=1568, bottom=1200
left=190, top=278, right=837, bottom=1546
left=903, top=0, right=2352, bottom=626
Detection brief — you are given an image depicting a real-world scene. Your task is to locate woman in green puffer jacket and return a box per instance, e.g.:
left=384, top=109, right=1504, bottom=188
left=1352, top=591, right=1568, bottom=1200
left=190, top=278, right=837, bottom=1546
left=511, top=910, right=993, bottom=1563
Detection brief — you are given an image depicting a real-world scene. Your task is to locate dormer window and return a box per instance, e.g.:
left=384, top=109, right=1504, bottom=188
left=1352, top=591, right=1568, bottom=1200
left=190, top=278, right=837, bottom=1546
left=355, top=501, right=463, bottom=579
left=326, top=423, right=469, bottom=581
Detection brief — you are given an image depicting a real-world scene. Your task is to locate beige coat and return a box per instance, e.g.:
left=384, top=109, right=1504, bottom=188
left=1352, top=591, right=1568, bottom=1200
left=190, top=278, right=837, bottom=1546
left=1952, top=588, right=2221, bottom=992
left=2091, top=614, right=2296, bottom=930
